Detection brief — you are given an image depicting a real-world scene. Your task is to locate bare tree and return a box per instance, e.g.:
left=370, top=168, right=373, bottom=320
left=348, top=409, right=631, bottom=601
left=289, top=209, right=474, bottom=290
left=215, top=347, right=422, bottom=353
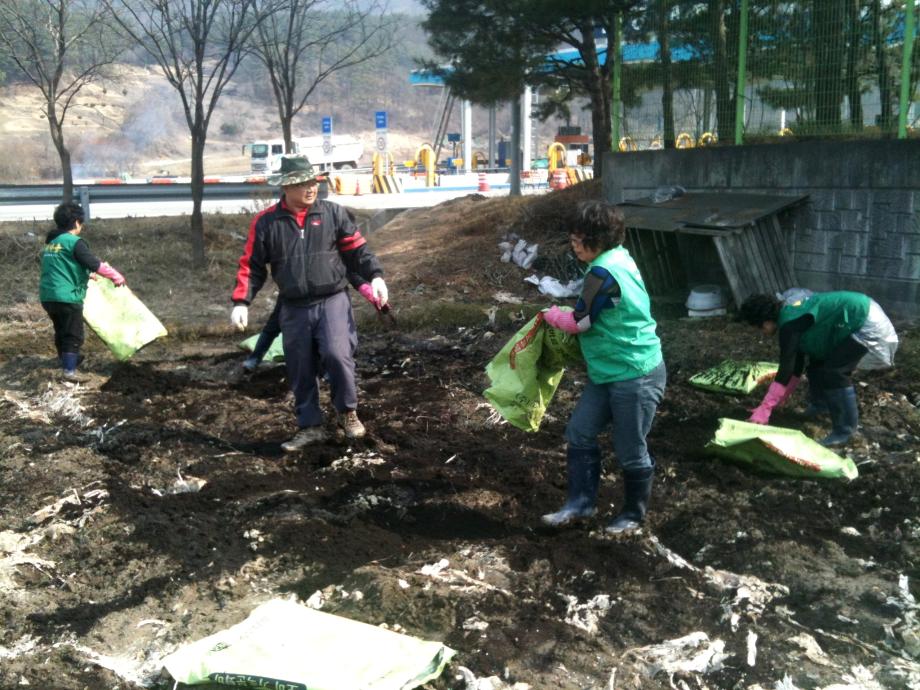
left=253, top=0, right=394, bottom=153
left=0, top=0, right=122, bottom=201
left=104, top=0, right=269, bottom=267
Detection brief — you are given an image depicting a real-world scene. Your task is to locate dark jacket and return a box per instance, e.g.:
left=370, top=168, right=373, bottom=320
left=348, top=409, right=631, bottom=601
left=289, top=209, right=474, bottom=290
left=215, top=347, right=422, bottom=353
left=232, top=198, right=382, bottom=306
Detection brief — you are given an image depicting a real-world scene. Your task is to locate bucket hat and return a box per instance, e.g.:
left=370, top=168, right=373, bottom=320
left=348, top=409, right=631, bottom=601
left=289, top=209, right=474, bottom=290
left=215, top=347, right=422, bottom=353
left=267, top=155, right=318, bottom=187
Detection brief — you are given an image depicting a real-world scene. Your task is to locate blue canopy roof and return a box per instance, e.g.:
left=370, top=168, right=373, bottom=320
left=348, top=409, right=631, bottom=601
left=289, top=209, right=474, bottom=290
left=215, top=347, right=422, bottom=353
left=411, top=39, right=701, bottom=85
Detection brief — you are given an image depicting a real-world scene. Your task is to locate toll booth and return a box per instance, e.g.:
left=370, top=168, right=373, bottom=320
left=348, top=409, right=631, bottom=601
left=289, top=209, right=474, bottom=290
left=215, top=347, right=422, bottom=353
left=554, top=126, right=591, bottom=167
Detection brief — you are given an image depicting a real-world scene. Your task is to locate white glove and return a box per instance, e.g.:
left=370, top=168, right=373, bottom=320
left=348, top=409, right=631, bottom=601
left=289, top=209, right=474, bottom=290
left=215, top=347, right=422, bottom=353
left=371, top=277, right=388, bottom=307
left=231, top=305, right=248, bottom=331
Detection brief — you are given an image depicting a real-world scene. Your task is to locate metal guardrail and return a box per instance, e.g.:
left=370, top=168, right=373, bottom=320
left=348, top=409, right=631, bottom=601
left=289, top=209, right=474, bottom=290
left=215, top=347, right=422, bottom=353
left=0, top=182, right=276, bottom=205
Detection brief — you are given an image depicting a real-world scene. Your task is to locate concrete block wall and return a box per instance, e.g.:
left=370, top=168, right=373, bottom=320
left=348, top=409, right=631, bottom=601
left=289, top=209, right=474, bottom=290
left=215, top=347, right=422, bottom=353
left=602, top=139, right=920, bottom=319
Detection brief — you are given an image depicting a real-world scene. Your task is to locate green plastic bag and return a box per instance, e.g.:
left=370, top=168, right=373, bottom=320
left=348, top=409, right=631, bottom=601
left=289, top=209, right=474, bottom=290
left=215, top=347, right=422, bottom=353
left=483, top=311, right=583, bottom=432
left=161, top=599, right=455, bottom=690
left=239, top=334, right=285, bottom=362
left=689, top=360, right=778, bottom=395
left=82, top=279, right=167, bottom=361
left=706, top=418, right=858, bottom=479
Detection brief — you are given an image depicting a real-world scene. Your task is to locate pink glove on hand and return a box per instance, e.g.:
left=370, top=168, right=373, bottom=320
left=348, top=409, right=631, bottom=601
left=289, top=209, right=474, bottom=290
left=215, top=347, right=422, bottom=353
left=96, top=262, right=126, bottom=287
left=358, top=282, right=380, bottom=308
left=543, top=306, right=580, bottom=335
left=748, top=381, right=788, bottom=424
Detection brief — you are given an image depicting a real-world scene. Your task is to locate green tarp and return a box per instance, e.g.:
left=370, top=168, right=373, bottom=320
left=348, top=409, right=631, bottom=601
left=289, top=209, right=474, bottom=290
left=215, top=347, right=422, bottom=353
left=239, top=334, right=284, bottom=362
left=161, top=599, right=455, bottom=690
left=82, top=279, right=167, bottom=361
left=484, top=311, right=583, bottom=432
left=706, top=418, right=858, bottom=479
left=689, top=360, right=778, bottom=395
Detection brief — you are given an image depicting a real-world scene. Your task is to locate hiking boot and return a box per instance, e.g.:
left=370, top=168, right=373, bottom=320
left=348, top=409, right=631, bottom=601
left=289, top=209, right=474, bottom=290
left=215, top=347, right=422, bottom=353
left=62, top=370, right=87, bottom=383
left=281, top=426, right=327, bottom=452
left=241, top=356, right=259, bottom=374
left=338, top=410, right=366, bottom=439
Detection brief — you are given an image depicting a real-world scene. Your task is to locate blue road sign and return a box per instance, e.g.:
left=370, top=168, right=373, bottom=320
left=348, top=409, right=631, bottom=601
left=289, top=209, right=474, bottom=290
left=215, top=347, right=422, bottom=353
left=322, top=117, right=332, bottom=134
left=375, top=111, right=387, bottom=130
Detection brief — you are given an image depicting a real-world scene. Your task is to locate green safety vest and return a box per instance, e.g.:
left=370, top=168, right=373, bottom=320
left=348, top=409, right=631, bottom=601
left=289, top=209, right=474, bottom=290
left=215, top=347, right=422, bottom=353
left=778, top=291, right=870, bottom=360
left=39, top=232, right=91, bottom=304
left=578, top=246, right=663, bottom=383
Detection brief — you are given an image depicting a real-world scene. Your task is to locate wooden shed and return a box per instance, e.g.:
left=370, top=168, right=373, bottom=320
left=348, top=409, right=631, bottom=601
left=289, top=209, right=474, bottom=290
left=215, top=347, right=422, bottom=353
left=616, top=192, right=807, bottom=307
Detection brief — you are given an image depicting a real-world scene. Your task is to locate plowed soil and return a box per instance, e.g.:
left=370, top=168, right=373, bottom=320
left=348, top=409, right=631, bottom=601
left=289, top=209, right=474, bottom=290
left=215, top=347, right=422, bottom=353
left=1, top=187, right=919, bottom=690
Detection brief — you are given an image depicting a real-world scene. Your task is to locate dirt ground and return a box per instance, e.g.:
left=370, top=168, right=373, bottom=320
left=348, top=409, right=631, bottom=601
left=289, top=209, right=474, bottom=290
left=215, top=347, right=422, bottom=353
left=1, top=186, right=920, bottom=690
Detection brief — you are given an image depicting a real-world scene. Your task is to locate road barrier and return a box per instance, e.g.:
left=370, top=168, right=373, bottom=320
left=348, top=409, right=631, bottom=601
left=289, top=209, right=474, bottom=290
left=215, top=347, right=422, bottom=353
left=371, top=174, right=402, bottom=194
left=0, top=181, right=278, bottom=219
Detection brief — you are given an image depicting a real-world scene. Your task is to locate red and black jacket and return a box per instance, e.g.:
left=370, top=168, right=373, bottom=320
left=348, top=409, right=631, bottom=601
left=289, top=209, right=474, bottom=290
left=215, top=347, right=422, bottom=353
left=232, top=198, right=382, bottom=306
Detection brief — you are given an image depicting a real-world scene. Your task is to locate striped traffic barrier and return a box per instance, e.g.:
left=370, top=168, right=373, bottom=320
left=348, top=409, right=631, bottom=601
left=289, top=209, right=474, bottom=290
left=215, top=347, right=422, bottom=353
left=372, top=174, right=403, bottom=194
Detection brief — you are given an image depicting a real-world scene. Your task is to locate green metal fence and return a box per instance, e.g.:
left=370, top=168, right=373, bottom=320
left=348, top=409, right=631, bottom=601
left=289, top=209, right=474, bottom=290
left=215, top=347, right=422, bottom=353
left=611, top=0, right=919, bottom=150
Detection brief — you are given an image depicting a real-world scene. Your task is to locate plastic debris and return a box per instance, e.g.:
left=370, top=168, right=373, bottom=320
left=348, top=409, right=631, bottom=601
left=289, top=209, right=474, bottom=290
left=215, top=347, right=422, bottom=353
left=621, top=631, right=730, bottom=679
left=523, top=274, right=583, bottom=298
left=498, top=234, right=539, bottom=269
left=651, top=185, right=686, bottom=203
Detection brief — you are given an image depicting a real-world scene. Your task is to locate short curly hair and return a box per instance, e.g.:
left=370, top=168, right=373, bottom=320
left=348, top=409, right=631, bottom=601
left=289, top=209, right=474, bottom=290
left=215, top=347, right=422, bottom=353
left=53, top=202, right=85, bottom=231
left=569, top=200, right=626, bottom=252
left=738, top=294, right=782, bottom=326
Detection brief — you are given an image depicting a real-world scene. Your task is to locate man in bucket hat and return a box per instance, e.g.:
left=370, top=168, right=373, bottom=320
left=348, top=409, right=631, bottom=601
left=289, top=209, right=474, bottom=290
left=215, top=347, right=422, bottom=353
left=231, top=156, right=388, bottom=451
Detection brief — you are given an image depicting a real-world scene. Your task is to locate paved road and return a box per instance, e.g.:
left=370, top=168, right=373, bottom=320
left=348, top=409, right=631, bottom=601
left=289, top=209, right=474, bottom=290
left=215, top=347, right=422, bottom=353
left=0, top=184, right=548, bottom=222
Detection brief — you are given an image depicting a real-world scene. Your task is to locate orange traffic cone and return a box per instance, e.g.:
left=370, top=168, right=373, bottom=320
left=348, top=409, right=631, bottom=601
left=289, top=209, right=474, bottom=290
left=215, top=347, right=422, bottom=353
left=355, top=179, right=362, bottom=196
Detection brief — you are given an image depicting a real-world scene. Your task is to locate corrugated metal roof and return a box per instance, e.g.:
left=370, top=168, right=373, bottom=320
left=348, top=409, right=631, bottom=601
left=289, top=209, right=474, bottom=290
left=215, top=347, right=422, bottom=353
left=617, top=192, right=808, bottom=234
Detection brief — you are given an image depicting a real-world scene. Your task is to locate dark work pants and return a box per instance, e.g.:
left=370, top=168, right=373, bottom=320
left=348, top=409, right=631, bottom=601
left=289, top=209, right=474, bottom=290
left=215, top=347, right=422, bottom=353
left=806, top=337, right=868, bottom=391
left=280, top=291, right=358, bottom=428
left=42, top=301, right=85, bottom=358
left=251, top=299, right=283, bottom=362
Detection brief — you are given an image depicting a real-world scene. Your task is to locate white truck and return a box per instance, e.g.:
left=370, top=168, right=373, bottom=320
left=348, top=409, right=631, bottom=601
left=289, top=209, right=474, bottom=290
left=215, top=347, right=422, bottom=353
left=245, top=135, right=364, bottom=174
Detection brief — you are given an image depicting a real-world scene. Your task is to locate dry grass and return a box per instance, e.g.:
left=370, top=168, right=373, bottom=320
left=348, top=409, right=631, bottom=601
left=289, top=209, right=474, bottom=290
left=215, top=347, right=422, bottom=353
left=0, top=182, right=606, bottom=357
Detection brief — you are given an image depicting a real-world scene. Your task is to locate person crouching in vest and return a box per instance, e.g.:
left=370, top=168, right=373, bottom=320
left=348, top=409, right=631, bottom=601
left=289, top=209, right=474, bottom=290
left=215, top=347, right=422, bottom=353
left=39, top=202, right=127, bottom=381
left=540, top=201, right=667, bottom=535
left=739, top=291, right=898, bottom=446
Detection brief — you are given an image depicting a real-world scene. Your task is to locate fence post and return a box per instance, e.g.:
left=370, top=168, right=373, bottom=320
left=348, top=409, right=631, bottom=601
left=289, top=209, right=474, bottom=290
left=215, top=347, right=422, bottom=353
left=79, top=186, right=91, bottom=221
left=734, top=0, right=750, bottom=145
left=611, top=10, right=623, bottom=153
left=899, top=0, right=917, bottom=139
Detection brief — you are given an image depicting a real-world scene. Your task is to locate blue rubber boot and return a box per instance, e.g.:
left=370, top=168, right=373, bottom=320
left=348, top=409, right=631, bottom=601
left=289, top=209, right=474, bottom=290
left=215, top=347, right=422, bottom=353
left=61, top=352, right=80, bottom=381
left=541, top=448, right=601, bottom=527
left=605, top=464, right=654, bottom=535
left=821, top=386, right=859, bottom=447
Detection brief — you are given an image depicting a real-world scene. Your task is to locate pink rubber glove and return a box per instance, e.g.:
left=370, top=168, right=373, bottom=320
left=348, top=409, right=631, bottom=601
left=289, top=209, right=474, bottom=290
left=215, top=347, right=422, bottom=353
left=748, top=381, right=788, bottom=424
left=358, top=282, right=379, bottom=308
left=96, top=262, right=126, bottom=287
left=543, top=306, right=580, bottom=334
left=779, top=375, right=800, bottom=405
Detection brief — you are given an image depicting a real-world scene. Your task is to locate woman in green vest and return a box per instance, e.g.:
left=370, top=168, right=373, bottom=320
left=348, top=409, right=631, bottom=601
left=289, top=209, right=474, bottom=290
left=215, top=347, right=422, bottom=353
left=739, top=291, right=898, bottom=446
left=541, top=201, right=666, bottom=535
left=39, top=202, right=126, bottom=380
